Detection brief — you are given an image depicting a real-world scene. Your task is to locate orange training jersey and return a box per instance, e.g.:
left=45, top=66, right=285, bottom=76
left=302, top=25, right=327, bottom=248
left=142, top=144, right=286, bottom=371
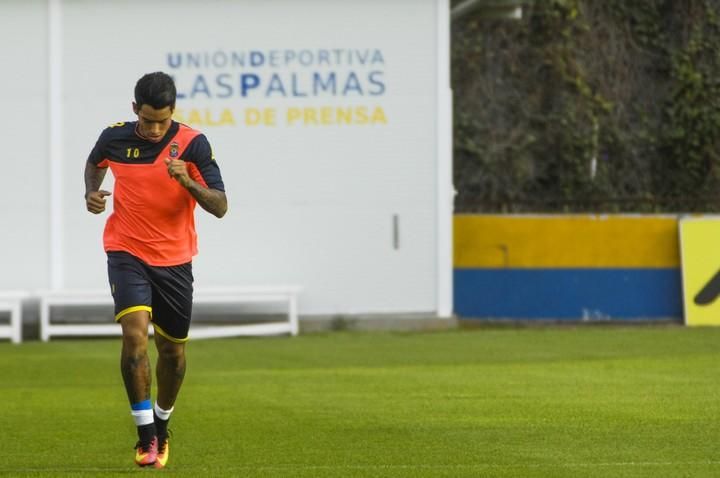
left=87, top=121, right=225, bottom=266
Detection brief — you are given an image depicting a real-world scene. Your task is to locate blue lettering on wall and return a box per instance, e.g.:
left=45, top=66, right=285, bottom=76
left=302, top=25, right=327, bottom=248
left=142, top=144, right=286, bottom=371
left=368, top=71, right=385, bottom=96
left=291, top=74, right=308, bottom=97
left=266, top=74, right=287, bottom=97
left=250, top=51, right=265, bottom=67
left=191, top=75, right=211, bottom=98
left=313, top=73, right=337, bottom=95
left=168, top=48, right=388, bottom=99
left=342, top=73, right=363, bottom=96
left=216, top=73, right=233, bottom=98
left=240, top=74, right=261, bottom=97
left=167, top=53, right=181, bottom=69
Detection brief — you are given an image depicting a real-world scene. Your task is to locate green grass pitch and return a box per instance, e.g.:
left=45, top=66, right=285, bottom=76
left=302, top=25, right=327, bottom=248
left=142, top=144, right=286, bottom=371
left=1, top=326, right=720, bottom=477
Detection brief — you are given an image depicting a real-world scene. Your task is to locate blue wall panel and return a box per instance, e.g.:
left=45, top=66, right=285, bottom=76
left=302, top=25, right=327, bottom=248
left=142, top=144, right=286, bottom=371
left=454, top=268, right=682, bottom=319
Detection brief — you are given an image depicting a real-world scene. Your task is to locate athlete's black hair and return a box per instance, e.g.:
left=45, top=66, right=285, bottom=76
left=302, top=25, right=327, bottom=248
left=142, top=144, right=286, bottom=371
left=134, top=72, right=176, bottom=110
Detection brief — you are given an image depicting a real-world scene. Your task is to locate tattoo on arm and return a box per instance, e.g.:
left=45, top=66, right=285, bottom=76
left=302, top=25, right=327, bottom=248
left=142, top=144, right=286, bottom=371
left=187, top=181, right=228, bottom=218
left=84, top=161, right=107, bottom=198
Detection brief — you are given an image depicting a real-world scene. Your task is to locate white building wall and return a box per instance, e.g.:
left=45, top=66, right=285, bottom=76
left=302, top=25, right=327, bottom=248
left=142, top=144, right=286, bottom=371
left=4, top=0, right=451, bottom=317
left=0, top=1, right=49, bottom=290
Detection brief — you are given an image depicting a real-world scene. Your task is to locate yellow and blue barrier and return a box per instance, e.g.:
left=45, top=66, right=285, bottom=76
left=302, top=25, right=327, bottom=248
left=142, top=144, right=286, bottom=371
left=454, top=215, right=682, bottom=319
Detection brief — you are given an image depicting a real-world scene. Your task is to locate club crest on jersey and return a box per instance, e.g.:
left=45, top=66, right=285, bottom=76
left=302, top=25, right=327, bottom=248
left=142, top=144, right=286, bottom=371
left=169, top=142, right=180, bottom=158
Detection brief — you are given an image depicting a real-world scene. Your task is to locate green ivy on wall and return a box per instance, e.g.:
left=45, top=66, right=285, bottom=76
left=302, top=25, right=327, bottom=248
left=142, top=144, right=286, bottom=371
left=453, top=0, right=720, bottom=212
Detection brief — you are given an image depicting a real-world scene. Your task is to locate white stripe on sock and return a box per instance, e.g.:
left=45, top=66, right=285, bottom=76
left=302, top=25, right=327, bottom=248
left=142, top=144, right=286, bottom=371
left=154, top=402, right=174, bottom=421
left=131, top=408, right=154, bottom=426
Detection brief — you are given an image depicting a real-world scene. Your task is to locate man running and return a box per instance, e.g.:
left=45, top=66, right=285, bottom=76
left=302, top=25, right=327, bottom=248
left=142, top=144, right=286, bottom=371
left=84, top=71, right=227, bottom=468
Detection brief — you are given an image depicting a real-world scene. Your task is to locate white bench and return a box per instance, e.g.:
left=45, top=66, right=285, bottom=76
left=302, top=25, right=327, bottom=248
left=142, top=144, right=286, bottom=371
left=38, top=286, right=301, bottom=342
left=0, top=291, right=30, bottom=344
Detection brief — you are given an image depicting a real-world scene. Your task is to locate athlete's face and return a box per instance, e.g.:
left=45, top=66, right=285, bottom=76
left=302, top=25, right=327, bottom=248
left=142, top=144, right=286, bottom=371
left=133, top=103, right=173, bottom=143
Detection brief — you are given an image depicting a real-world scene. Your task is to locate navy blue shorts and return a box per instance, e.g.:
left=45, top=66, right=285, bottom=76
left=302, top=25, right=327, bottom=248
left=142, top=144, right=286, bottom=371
left=107, top=251, right=193, bottom=343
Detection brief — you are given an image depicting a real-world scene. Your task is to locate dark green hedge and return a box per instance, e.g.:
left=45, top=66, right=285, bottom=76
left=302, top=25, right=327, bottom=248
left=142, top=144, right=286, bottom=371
left=453, top=0, right=720, bottom=212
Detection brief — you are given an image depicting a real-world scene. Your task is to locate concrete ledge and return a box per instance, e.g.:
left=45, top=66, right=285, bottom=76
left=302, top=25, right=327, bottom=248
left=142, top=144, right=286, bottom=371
left=300, top=313, right=458, bottom=333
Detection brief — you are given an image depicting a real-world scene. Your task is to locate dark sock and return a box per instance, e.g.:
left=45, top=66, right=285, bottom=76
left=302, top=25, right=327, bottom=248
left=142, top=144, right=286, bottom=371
left=137, top=423, right=156, bottom=447
left=154, top=411, right=169, bottom=439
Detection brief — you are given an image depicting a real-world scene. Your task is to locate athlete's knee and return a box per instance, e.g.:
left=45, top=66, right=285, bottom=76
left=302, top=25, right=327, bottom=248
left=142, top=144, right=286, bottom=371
left=157, top=339, right=185, bottom=361
left=122, top=328, right=149, bottom=353
left=119, top=311, right=150, bottom=350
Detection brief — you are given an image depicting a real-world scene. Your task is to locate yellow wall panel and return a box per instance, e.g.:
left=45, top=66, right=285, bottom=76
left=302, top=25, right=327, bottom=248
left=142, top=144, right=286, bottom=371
left=454, top=215, right=680, bottom=268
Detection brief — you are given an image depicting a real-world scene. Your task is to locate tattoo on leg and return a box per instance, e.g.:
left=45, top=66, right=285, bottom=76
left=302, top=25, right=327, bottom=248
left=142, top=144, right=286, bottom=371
left=121, top=352, right=151, bottom=403
left=174, top=361, right=186, bottom=381
left=156, top=346, right=186, bottom=409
